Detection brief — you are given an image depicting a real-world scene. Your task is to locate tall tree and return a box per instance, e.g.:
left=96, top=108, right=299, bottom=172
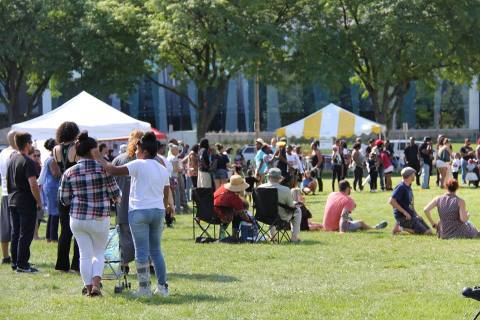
left=0, top=0, right=81, bottom=123
left=143, top=0, right=295, bottom=140
left=0, top=0, right=148, bottom=124
left=293, top=0, right=480, bottom=129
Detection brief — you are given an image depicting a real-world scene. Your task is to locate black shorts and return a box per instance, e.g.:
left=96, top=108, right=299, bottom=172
left=396, top=215, right=430, bottom=234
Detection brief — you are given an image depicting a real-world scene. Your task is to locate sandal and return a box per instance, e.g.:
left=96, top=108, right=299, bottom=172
left=90, top=286, right=102, bottom=297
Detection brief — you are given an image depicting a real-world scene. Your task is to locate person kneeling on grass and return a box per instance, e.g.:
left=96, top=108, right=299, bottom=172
left=301, top=170, right=318, bottom=195
left=389, top=167, right=432, bottom=235
left=291, top=187, right=322, bottom=231
left=322, top=180, right=387, bottom=232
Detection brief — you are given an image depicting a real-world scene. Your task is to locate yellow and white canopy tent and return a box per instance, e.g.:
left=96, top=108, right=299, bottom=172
left=275, top=103, right=385, bottom=139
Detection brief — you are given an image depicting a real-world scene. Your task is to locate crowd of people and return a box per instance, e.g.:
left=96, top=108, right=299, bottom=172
left=0, top=125, right=479, bottom=300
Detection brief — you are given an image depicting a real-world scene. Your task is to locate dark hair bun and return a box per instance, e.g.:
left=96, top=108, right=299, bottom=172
left=44, top=138, right=56, bottom=151
left=77, top=131, right=89, bottom=142
left=143, top=132, right=156, bottom=142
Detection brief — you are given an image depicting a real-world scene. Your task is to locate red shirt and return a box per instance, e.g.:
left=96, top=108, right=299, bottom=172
left=213, top=185, right=244, bottom=221
left=380, top=151, right=392, bottom=168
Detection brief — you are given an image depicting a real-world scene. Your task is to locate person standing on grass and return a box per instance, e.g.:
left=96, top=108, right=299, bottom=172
left=323, top=180, right=387, bottom=232
left=0, top=130, right=17, bottom=265
left=7, top=132, right=43, bottom=273
left=111, top=130, right=144, bottom=275
left=389, top=167, right=432, bottom=235
left=419, top=136, right=433, bottom=189
left=94, top=132, right=172, bottom=298
left=54, top=121, right=80, bottom=272
left=310, top=141, right=324, bottom=192
left=331, top=143, right=342, bottom=192
left=38, top=138, right=61, bottom=243
left=59, top=132, right=121, bottom=296
left=460, top=138, right=474, bottom=184
left=404, top=137, right=421, bottom=186
left=352, top=143, right=365, bottom=191
left=424, top=179, right=479, bottom=239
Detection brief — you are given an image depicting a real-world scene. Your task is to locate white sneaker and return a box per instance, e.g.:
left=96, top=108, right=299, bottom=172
left=154, top=284, right=169, bottom=297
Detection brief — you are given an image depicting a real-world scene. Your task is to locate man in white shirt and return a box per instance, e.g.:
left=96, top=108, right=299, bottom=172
left=0, top=131, right=17, bottom=264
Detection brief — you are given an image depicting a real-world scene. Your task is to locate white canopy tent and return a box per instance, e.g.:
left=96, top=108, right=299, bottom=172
left=276, top=103, right=385, bottom=139
left=12, top=91, right=151, bottom=141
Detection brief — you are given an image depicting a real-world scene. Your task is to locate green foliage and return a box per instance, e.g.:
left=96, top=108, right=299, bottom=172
left=0, top=0, right=147, bottom=122
left=142, top=0, right=296, bottom=138
left=292, top=0, right=480, bottom=128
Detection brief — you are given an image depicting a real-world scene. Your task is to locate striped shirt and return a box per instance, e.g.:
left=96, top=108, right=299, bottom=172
left=59, top=159, right=121, bottom=220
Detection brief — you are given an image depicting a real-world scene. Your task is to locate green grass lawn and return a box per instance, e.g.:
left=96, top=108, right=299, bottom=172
left=2, top=177, right=480, bottom=319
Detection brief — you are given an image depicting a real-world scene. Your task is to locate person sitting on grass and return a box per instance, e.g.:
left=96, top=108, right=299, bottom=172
left=214, top=175, right=252, bottom=240
left=257, top=168, right=302, bottom=242
left=322, top=180, right=388, bottom=232
left=423, top=178, right=479, bottom=239
left=301, top=170, right=318, bottom=195
left=291, top=187, right=323, bottom=231
left=389, top=167, right=432, bottom=235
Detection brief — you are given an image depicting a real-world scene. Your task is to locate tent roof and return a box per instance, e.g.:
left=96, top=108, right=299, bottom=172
left=12, top=91, right=151, bottom=141
left=276, top=103, right=385, bottom=139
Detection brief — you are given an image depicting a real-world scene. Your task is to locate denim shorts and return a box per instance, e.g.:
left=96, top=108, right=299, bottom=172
left=396, top=215, right=430, bottom=234
left=215, top=169, right=229, bottom=179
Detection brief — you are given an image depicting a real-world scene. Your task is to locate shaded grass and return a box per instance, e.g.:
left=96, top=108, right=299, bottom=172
left=1, top=177, right=480, bottom=319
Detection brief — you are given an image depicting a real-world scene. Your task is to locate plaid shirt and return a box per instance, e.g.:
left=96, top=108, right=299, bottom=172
left=59, top=159, right=121, bottom=220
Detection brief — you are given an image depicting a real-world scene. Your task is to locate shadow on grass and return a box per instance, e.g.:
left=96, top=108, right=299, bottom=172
left=169, top=272, right=239, bottom=283
left=122, top=292, right=229, bottom=305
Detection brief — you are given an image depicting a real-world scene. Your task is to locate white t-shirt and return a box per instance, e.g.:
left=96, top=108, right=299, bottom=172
left=166, top=154, right=179, bottom=178
left=0, top=147, right=15, bottom=192
left=125, top=159, right=170, bottom=211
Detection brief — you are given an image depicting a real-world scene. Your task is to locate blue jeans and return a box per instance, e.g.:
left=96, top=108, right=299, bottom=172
left=422, top=163, right=430, bottom=189
left=129, top=209, right=167, bottom=285
left=378, top=165, right=385, bottom=190
left=461, top=158, right=468, bottom=183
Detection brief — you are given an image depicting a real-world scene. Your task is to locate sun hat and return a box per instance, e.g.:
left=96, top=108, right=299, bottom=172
left=267, top=168, right=283, bottom=180
left=224, top=175, right=249, bottom=193
left=401, top=167, right=416, bottom=178
left=276, top=141, right=287, bottom=147
left=256, top=138, right=266, bottom=145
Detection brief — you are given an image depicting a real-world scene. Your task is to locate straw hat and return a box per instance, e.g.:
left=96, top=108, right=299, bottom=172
left=224, top=175, right=249, bottom=193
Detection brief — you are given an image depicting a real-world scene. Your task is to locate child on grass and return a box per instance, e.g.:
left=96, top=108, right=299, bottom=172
left=451, top=152, right=461, bottom=181
left=367, top=153, right=378, bottom=192
left=291, top=187, right=323, bottom=231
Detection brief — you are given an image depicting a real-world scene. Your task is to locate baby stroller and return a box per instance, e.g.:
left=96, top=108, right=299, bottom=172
left=104, top=227, right=131, bottom=293
left=465, top=160, right=479, bottom=188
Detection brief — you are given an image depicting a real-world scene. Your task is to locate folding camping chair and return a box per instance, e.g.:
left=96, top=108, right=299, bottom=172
left=104, top=227, right=131, bottom=293
left=192, top=188, right=223, bottom=241
left=253, top=188, right=293, bottom=243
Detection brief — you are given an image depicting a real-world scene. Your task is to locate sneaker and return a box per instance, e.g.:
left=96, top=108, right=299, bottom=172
left=374, top=221, right=388, bottom=230
left=11, top=263, right=17, bottom=271
left=392, top=223, right=402, bottom=235
left=2, top=256, right=11, bottom=264
left=463, top=287, right=480, bottom=301
left=154, top=283, right=169, bottom=297
left=16, top=266, right=39, bottom=273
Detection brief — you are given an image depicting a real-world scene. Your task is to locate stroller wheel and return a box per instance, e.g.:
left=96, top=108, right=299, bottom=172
left=114, top=285, right=123, bottom=294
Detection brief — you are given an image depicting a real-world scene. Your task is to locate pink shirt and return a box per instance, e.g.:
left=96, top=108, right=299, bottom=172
left=323, top=192, right=356, bottom=231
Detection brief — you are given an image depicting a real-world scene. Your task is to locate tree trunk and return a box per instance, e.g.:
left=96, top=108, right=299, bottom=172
left=195, top=80, right=229, bottom=142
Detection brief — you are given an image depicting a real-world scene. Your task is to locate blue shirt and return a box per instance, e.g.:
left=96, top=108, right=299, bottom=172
left=391, top=182, right=415, bottom=220
left=255, top=150, right=267, bottom=174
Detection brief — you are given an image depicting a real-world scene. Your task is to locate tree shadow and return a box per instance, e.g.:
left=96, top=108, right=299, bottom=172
left=169, top=272, right=240, bottom=283
left=121, top=292, right=229, bottom=305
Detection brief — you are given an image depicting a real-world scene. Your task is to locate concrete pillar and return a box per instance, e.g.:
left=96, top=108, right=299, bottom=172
left=433, top=78, right=442, bottom=129
left=42, top=88, right=52, bottom=114
left=241, top=75, right=251, bottom=132
left=225, top=78, right=238, bottom=132
left=187, top=81, right=197, bottom=131
left=469, top=76, right=479, bottom=130
left=266, top=85, right=281, bottom=131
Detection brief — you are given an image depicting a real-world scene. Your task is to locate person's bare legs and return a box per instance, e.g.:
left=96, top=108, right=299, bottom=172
left=358, top=221, right=373, bottom=230
left=1, top=242, right=9, bottom=259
